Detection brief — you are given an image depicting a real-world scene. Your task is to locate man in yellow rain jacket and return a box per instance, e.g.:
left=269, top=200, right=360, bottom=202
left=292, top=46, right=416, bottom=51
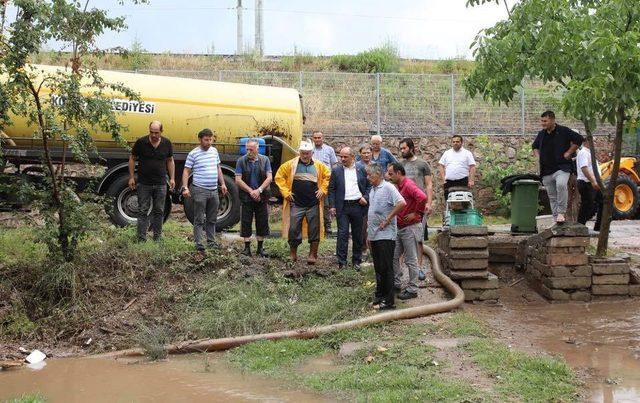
left=275, top=140, right=331, bottom=264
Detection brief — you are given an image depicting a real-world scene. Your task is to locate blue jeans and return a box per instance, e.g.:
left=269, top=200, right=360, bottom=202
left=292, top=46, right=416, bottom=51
left=137, top=184, right=167, bottom=241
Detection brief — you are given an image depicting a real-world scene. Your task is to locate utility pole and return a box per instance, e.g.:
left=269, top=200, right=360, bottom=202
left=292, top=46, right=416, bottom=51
left=236, top=0, right=243, bottom=55
left=254, top=0, right=263, bottom=56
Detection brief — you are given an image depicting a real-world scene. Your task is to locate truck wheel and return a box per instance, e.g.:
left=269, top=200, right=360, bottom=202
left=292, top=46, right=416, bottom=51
left=105, top=175, right=172, bottom=227
left=609, top=174, right=640, bottom=220
left=183, top=175, right=240, bottom=231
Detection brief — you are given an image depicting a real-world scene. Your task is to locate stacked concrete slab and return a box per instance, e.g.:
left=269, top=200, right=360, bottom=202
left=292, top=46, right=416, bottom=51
left=524, top=224, right=592, bottom=302
left=591, top=255, right=633, bottom=297
left=438, top=226, right=499, bottom=302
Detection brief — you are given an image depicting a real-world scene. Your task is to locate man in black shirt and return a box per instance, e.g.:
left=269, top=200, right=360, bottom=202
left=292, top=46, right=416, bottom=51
left=532, top=111, right=583, bottom=224
left=129, top=121, right=175, bottom=241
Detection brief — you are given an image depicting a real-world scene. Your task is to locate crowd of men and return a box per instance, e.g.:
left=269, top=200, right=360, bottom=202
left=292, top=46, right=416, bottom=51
left=129, top=110, right=599, bottom=310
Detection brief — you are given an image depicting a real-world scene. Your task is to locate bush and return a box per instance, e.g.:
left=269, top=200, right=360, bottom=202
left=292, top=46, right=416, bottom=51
left=331, top=43, right=400, bottom=73
left=127, top=39, right=152, bottom=71
left=475, top=134, right=537, bottom=216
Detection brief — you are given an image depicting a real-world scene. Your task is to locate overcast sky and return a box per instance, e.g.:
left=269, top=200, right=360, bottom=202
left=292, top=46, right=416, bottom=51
left=6, top=0, right=509, bottom=59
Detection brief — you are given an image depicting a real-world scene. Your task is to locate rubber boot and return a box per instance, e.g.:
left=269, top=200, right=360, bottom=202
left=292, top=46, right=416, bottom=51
left=307, top=241, right=319, bottom=265
left=290, top=246, right=298, bottom=262
left=241, top=244, right=252, bottom=257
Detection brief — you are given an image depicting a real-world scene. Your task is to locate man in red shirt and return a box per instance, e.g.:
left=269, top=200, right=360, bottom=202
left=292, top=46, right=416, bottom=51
left=387, top=163, right=427, bottom=300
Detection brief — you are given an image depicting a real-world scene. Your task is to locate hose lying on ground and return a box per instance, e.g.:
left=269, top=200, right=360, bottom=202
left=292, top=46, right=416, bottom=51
left=94, top=245, right=464, bottom=359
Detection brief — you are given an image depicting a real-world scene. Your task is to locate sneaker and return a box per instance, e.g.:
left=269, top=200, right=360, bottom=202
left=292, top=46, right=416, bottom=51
left=418, top=270, right=426, bottom=281
left=556, top=213, right=566, bottom=223
left=398, top=290, right=418, bottom=300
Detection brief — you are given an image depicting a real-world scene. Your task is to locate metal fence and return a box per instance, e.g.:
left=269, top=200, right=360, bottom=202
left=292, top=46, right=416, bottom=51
left=133, top=69, right=617, bottom=138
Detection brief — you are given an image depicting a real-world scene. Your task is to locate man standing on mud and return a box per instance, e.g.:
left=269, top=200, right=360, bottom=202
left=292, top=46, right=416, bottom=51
left=275, top=141, right=331, bottom=264
left=366, top=163, right=406, bottom=310
left=533, top=110, right=583, bottom=224
left=438, top=135, right=476, bottom=201
left=235, top=138, right=272, bottom=257
left=328, top=147, right=370, bottom=270
left=129, top=120, right=175, bottom=242
left=387, top=163, right=427, bottom=300
left=311, top=130, right=338, bottom=235
left=181, top=129, right=228, bottom=259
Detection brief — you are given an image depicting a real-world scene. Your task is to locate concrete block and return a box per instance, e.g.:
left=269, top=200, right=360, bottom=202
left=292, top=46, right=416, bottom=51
left=542, top=276, right=591, bottom=290
left=591, top=263, right=630, bottom=275
left=463, top=288, right=499, bottom=301
left=450, top=237, right=488, bottom=249
left=545, top=253, right=589, bottom=267
left=540, top=285, right=571, bottom=301
left=592, top=274, right=630, bottom=285
left=549, top=224, right=590, bottom=237
left=548, top=237, right=590, bottom=247
left=532, top=259, right=570, bottom=277
left=590, top=255, right=628, bottom=264
left=570, top=291, right=592, bottom=302
left=489, top=254, right=516, bottom=263
left=449, top=249, right=490, bottom=259
left=547, top=246, right=586, bottom=254
left=450, top=226, right=488, bottom=236
left=461, top=273, right=499, bottom=290
left=631, top=268, right=640, bottom=285
left=449, top=258, right=489, bottom=270
left=591, top=285, right=630, bottom=295
left=629, top=284, right=640, bottom=296
left=449, top=270, right=488, bottom=280
left=569, top=265, right=592, bottom=277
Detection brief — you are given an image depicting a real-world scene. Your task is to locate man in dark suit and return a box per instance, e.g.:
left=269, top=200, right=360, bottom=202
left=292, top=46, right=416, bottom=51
left=328, top=147, right=371, bottom=270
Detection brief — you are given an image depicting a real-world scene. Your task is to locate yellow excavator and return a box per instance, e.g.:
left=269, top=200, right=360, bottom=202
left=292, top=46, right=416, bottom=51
left=599, top=157, right=640, bottom=219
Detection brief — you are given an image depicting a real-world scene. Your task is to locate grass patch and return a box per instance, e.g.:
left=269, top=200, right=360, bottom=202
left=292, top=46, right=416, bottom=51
left=5, top=395, right=47, bottom=403
left=135, top=324, right=170, bottom=361
left=184, top=269, right=372, bottom=338
left=465, top=339, right=578, bottom=402
left=228, top=338, right=326, bottom=375
left=442, top=311, right=490, bottom=338
left=0, top=226, right=47, bottom=268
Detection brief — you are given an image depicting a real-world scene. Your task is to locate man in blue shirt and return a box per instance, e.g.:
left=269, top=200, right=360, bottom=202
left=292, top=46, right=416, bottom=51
left=532, top=110, right=583, bottom=224
left=369, top=134, right=398, bottom=170
left=235, top=138, right=272, bottom=257
left=181, top=128, right=228, bottom=258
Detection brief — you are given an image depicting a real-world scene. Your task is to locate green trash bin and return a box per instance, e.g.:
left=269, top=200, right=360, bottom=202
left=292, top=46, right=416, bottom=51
left=510, top=179, right=540, bottom=233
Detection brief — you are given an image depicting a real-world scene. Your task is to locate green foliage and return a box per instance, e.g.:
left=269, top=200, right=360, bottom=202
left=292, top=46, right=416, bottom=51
left=1, top=309, right=38, bottom=338
left=476, top=134, right=536, bottom=216
left=228, top=338, right=325, bottom=375
left=465, top=339, right=578, bottom=402
left=0, top=0, right=141, bottom=263
left=280, top=48, right=315, bottom=71
left=331, top=42, right=400, bottom=73
left=126, top=38, right=152, bottom=70
left=442, top=311, right=490, bottom=337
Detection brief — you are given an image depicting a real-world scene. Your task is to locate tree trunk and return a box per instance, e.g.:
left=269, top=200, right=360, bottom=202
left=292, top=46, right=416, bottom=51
left=596, top=106, right=625, bottom=256
left=0, top=0, right=7, bottom=36
left=582, top=122, right=605, bottom=189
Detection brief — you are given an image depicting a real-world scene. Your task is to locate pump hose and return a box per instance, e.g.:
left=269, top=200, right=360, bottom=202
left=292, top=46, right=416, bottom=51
left=95, top=245, right=464, bottom=358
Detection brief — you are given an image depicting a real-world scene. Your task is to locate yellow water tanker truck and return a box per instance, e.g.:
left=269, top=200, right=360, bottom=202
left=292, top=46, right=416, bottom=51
left=2, top=65, right=304, bottom=229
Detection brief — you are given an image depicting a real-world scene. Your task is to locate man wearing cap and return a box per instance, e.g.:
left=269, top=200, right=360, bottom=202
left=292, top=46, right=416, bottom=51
left=275, top=141, right=331, bottom=264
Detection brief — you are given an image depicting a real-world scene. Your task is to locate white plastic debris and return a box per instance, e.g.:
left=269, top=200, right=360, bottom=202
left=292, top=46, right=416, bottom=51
left=25, top=349, right=46, bottom=364
left=26, top=361, right=47, bottom=371
left=18, top=347, right=29, bottom=354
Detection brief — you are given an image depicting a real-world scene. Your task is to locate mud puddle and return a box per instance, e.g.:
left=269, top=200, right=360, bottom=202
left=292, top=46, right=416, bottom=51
left=0, top=354, right=333, bottom=402
left=471, top=289, right=640, bottom=403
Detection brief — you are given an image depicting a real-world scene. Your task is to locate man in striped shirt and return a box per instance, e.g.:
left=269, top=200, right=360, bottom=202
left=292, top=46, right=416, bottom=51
left=181, top=128, right=228, bottom=258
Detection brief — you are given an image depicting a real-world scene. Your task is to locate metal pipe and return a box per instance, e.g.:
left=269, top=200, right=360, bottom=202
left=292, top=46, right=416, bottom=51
left=95, top=245, right=463, bottom=359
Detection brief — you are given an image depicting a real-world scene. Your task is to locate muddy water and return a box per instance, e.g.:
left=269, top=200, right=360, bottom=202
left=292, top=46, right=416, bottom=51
left=0, top=354, right=333, bottom=402
left=473, top=296, right=640, bottom=403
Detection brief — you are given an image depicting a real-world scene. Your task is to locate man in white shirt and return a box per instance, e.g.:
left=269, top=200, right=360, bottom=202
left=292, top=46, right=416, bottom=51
left=438, top=135, right=477, bottom=199
left=328, top=147, right=371, bottom=270
left=576, top=142, right=603, bottom=231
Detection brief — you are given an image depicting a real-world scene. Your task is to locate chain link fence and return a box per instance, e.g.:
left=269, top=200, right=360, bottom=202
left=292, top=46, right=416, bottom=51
left=135, top=69, right=617, bottom=138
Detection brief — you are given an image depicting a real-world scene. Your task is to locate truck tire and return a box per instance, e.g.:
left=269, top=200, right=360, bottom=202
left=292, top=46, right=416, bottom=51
left=105, top=174, right=172, bottom=227
left=608, top=174, right=640, bottom=220
left=183, top=174, right=240, bottom=231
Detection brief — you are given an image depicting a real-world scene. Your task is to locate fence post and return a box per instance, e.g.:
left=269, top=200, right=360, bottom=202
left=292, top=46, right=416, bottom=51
left=376, top=73, right=381, bottom=135
left=299, top=71, right=303, bottom=93
left=218, top=70, right=223, bottom=81
left=451, top=74, right=456, bottom=135
left=520, top=84, right=526, bottom=135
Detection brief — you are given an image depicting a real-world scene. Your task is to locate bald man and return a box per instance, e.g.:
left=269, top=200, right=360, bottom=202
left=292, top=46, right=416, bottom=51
left=129, top=121, right=175, bottom=242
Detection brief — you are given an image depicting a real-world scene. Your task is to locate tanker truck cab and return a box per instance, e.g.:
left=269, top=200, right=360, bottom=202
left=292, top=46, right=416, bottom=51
left=2, top=66, right=304, bottom=231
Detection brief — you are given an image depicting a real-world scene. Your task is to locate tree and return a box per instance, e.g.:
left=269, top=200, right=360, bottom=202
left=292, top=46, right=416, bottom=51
left=464, top=0, right=640, bottom=256
left=0, top=0, right=143, bottom=263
